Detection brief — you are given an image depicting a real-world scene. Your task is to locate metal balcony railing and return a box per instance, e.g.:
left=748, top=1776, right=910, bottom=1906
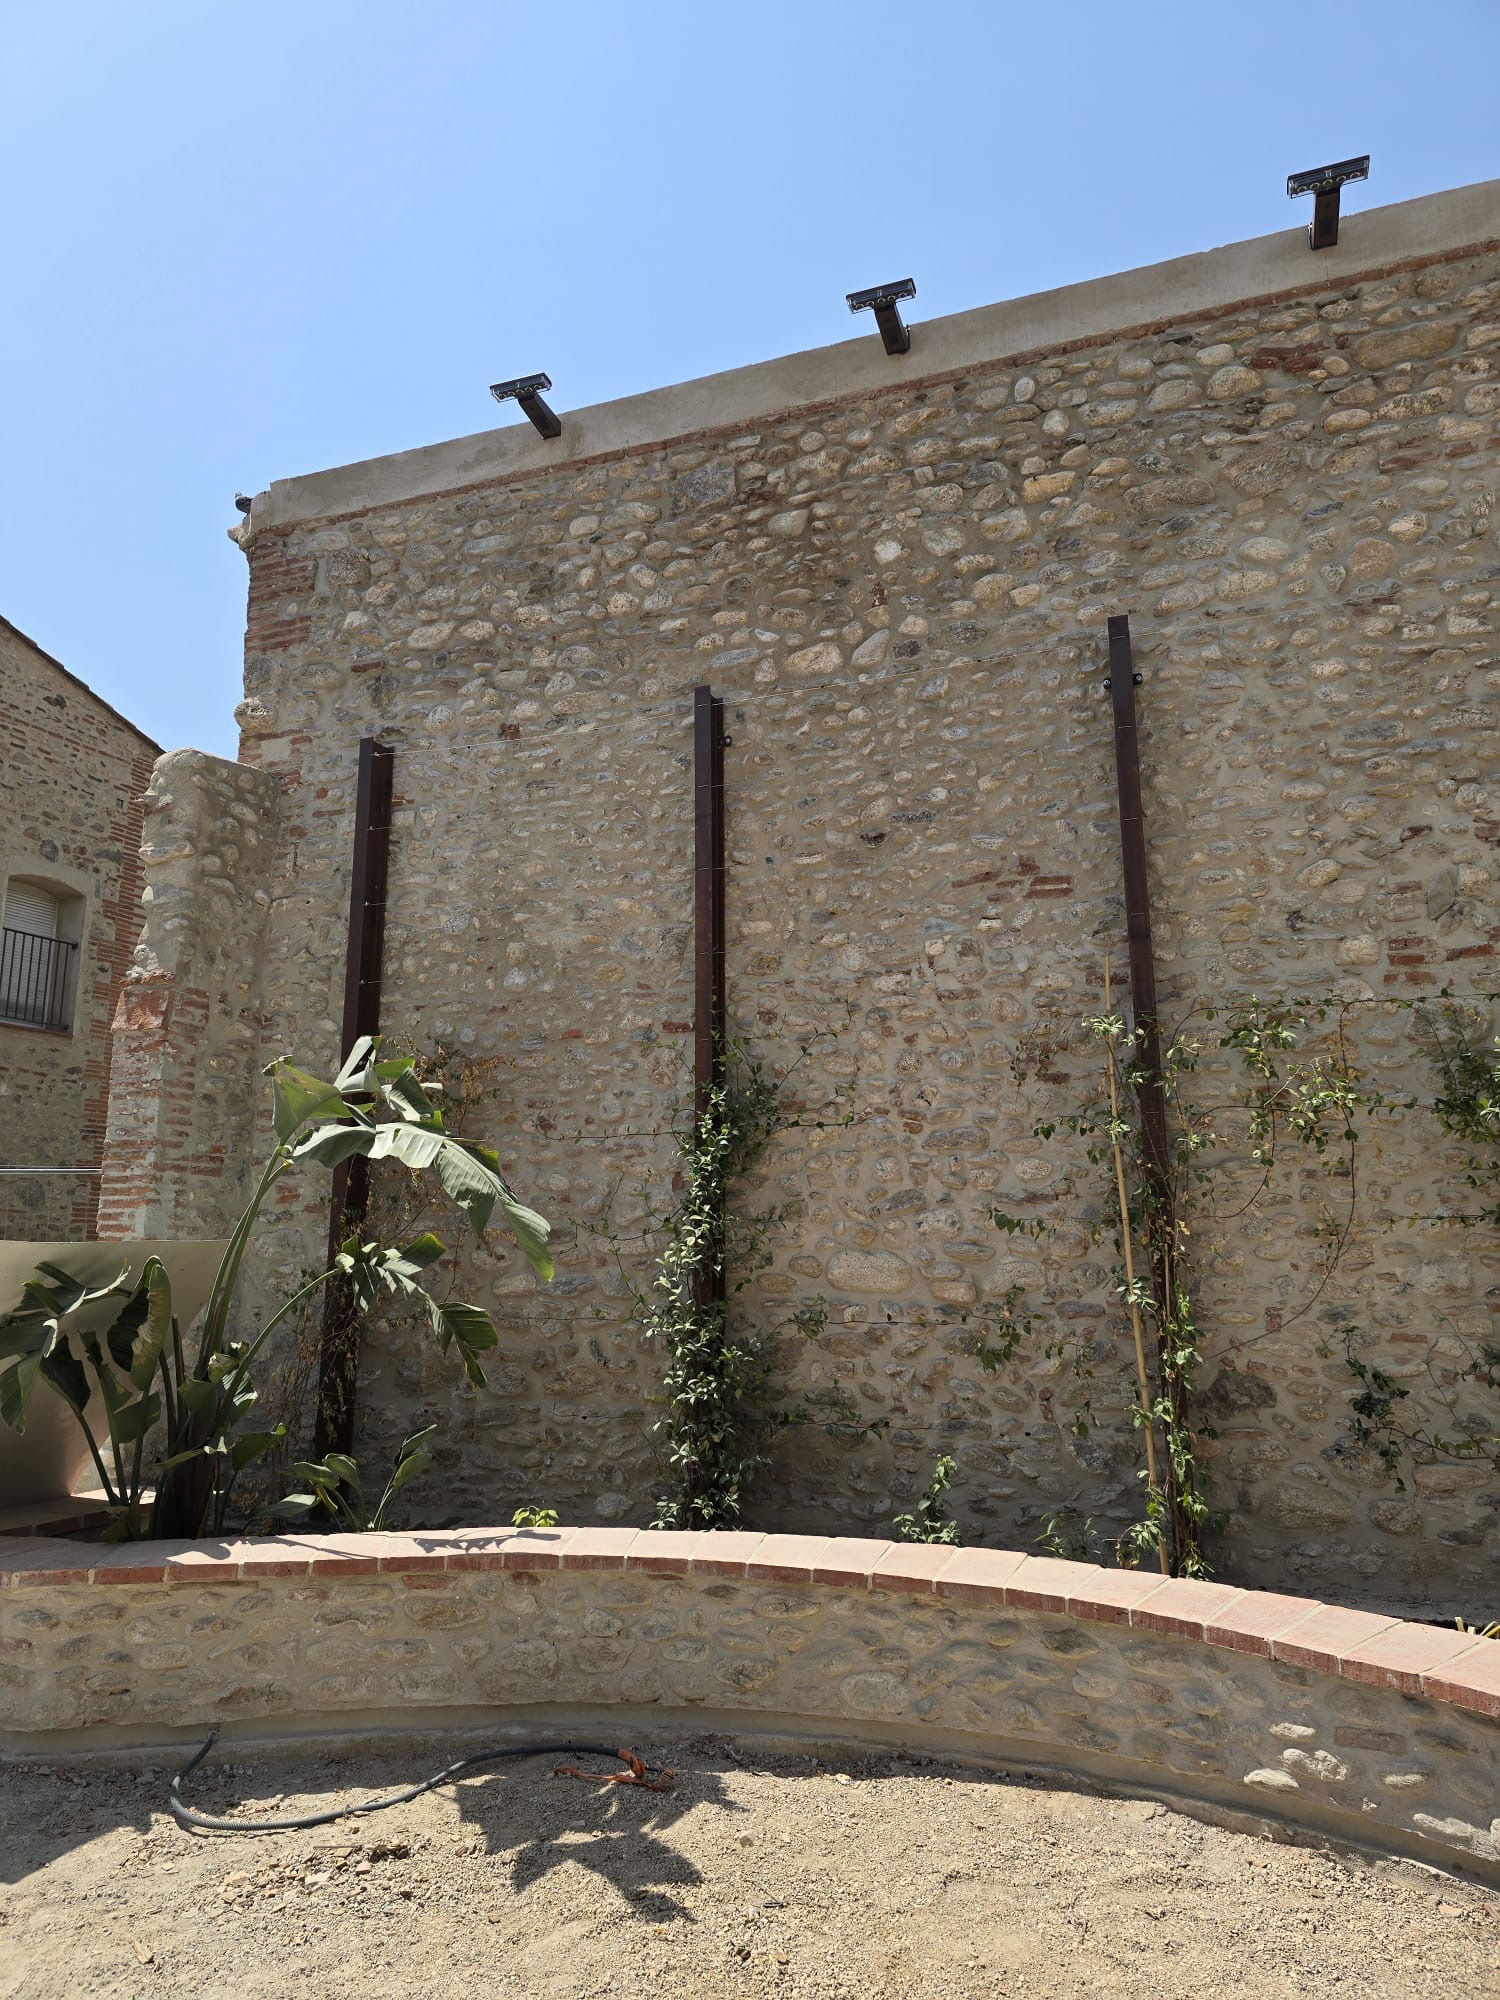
left=0, top=927, right=77, bottom=1031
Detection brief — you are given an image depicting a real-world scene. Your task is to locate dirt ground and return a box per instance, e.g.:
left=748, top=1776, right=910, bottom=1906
left=2, top=1735, right=1498, bottom=2000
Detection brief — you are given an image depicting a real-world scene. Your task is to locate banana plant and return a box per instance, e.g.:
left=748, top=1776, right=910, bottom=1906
left=0, top=1037, right=552, bottom=1539
left=266, top=1424, right=438, bottom=1532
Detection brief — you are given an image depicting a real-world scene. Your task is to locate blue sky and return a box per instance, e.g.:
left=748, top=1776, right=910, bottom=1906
left=2, top=1, right=1496, bottom=757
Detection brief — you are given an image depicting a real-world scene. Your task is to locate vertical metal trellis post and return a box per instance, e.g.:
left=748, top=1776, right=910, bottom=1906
left=692, top=685, right=727, bottom=1315
left=1106, top=616, right=1170, bottom=1185
left=1105, top=614, right=1191, bottom=1567
left=313, top=737, right=395, bottom=1458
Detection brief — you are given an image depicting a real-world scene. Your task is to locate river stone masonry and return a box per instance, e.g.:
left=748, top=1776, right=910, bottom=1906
left=100, top=182, right=1500, bottom=1611
left=5, top=1530, right=1500, bottom=1885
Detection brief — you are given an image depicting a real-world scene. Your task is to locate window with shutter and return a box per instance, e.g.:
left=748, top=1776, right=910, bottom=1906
left=1, top=881, right=74, bottom=1029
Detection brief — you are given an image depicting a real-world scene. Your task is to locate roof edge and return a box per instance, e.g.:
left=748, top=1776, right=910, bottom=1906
left=0, top=615, right=162, bottom=754
left=247, top=176, right=1500, bottom=537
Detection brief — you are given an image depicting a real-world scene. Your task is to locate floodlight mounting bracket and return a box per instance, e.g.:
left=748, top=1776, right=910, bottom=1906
left=847, top=278, right=916, bottom=356
left=1287, top=155, right=1369, bottom=251
left=490, top=372, right=562, bottom=439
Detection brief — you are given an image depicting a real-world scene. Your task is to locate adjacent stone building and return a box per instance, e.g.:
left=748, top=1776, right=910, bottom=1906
left=1, top=617, right=157, bottom=1238
left=101, top=178, right=1500, bottom=1612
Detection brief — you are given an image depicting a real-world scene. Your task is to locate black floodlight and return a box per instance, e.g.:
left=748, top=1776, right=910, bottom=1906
left=1287, top=155, right=1369, bottom=251
left=847, top=278, right=916, bottom=356
left=490, top=372, right=562, bottom=439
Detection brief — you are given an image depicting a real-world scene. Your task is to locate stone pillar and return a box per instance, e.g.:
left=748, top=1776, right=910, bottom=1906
left=97, top=750, right=281, bottom=1239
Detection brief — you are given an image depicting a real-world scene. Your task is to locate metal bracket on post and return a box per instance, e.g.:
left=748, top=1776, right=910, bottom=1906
left=1287, top=155, right=1368, bottom=251
left=692, top=685, right=727, bottom=1316
left=489, top=372, right=563, bottom=439
left=847, top=278, right=916, bottom=356
left=313, top=736, right=394, bottom=1458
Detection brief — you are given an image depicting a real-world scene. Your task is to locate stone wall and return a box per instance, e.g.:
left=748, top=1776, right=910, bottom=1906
left=97, top=751, right=282, bottom=1240
left=0, top=617, right=156, bottom=1240
left=109, top=185, right=1500, bottom=1612
left=5, top=1528, right=1500, bottom=1883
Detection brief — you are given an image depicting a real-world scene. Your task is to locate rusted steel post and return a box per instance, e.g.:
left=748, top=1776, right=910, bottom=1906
left=1105, top=615, right=1191, bottom=1567
left=692, top=686, right=727, bottom=1317
left=1106, top=617, right=1170, bottom=1184
left=693, top=687, right=726, bottom=1119
left=313, top=737, right=394, bottom=1457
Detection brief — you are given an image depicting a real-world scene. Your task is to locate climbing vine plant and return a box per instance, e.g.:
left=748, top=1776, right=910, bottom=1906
left=1004, top=982, right=1500, bottom=1572
left=601, top=1036, right=864, bottom=1531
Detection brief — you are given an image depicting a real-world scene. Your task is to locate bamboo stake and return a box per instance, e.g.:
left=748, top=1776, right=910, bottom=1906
left=1104, top=956, right=1169, bottom=1576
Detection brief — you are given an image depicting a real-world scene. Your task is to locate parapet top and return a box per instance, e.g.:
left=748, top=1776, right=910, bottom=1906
left=244, top=177, right=1500, bottom=537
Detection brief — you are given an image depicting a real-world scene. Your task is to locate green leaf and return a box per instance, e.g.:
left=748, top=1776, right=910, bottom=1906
left=39, top=1340, right=91, bottom=1418
left=427, top=1297, right=498, bottom=1388
left=496, top=1193, right=553, bottom=1282
left=335, top=1236, right=383, bottom=1313
left=334, top=1035, right=380, bottom=1092
left=378, top=1066, right=437, bottom=1124
left=108, top=1392, right=162, bottom=1446
left=291, top=1123, right=377, bottom=1171
left=129, top=1259, right=174, bottom=1392
left=396, top=1424, right=438, bottom=1461
left=323, top=1452, right=360, bottom=1485
left=292, top=1108, right=553, bottom=1280
left=367, top=1123, right=443, bottom=1171
left=152, top=1445, right=211, bottom=1476
left=286, top=1460, right=338, bottom=1487
left=30, top=1262, right=133, bottom=1316
left=179, top=1375, right=218, bottom=1421
left=388, top=1447, right=433, bottom=1492
left=381, top=1234, right=448, bottom=1293
left=0, top=1354, right=43, bottom=1433
left=230, top=1426, right=285, bottom=1471
left=266, top=1493, right=319, bottom=1520
left=271, top=1062, right=352, bottom=1142
left=104, top=1282, right=151, bottom=1376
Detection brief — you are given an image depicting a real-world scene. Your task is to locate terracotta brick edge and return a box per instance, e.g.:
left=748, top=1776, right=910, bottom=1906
left=4, top=1530, right=1497, bottom=1715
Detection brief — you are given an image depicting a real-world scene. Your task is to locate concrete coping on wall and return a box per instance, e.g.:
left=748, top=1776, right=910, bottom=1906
left=244, top=177, right=1500, bottom=536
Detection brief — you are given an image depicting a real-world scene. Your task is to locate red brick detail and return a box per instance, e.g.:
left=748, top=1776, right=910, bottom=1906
left=870, top=1544, right=963, bottom=1594
left=1064, top=1569, right=1171, bottom=1625
left=558, top=1527, right=639, bottom=1571
left=1003, top=1555, right=1105, bottom=1614
left=933, top=1547, right=1029, bottom=1603
left=1129, top=1578, right=1248, bottom=1640
left=246, top=532, right=319, bottom=655
left=1205, top=1591, right=1323, bottom=1657
left=1424, top=1643, right=1500, bottom=1718
left=1338, top=1622, right=1486, bottom=1695
left=1271, top=1605, right=1402, bottom=1674
left=687, top=1531, right=768, bottom=1578
left=744, top=1535, right=832, bottom=1582
left=811, top=1537, right=894, bottom=1587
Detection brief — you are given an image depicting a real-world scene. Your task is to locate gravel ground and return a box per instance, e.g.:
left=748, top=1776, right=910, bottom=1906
left=2, top=1735, right=1498, bottom=2000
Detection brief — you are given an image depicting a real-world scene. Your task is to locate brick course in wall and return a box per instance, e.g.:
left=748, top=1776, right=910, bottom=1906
left=105, top=185, right=1500, bottom=1612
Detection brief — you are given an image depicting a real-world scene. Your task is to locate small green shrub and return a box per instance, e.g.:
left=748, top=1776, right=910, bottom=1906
left=892, top=1454, right=962, bottom=1545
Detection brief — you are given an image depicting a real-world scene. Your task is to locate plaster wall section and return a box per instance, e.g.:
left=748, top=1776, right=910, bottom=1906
left=170, top=194, right=1500, bottom=1611
left=97, top=751, right=281, bottom=1240
left=0, top=619, right=156, bottom=1240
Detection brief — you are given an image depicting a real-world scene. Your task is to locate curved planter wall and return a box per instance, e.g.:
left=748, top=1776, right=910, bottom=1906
left=4, top=1529, right=1499, bottom=1881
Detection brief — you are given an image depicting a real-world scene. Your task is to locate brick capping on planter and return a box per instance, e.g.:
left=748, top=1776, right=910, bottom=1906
left=3, top=1527, right=1497, bottom=1719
